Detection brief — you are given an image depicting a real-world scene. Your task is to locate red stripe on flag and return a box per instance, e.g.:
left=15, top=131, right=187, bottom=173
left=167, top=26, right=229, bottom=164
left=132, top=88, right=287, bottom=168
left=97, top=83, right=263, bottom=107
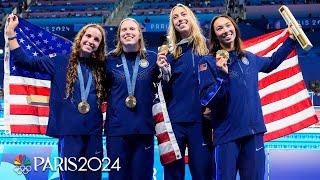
left=264, top=115, right=318, bottom=142
left=10, top=125, right=47, bottom=134
left=242, top=29, right=285, bottom=48
left=157, top=132, right=170, bottom=144
left=264, top=98, right=313, bottom=124
left=286, top=50, right=297, bottom=60
left=154, top=113, right=164, bottom=124
left=255, top=33, right=290, bottom=57
left=101, top=102, right=107, bottom=113
left=317, top=110, right=320, bottom=120
left=259, top=63, right=300, bottom=90
left=10, top=105, right=49, bottom=116
left=160, top=151, right=177, bottom=165
left=260, top=81, right=306, bottom=106
left=184, top=154, right=189, bottom=164
left=9, top=84, right=50, bottom=96
left=241, top=29, right=318, bottom=141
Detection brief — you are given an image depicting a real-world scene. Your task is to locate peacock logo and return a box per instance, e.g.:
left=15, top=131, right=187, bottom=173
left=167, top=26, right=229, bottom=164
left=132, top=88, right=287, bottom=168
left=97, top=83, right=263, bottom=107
left=13, top=154, right=32, bottom=175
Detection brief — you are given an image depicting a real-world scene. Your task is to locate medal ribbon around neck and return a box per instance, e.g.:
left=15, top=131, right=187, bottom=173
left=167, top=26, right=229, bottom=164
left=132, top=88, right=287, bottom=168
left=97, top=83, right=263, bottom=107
left=77, top=64, right=93, bottom=103
left=121, top=53, right=140, bottom=98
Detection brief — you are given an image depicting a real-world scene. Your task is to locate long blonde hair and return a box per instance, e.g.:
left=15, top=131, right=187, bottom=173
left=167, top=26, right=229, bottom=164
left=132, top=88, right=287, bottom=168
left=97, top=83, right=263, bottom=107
left=112, top=18, right=146, bottom=58
left=168, top=4, right=208, bottom=59
left=65, top=24, right=107, bottom=104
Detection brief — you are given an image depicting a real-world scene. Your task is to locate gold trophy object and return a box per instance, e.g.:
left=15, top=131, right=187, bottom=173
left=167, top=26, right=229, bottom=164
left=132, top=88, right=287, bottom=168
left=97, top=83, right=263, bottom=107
left=279, top=5, right=313, bottom=51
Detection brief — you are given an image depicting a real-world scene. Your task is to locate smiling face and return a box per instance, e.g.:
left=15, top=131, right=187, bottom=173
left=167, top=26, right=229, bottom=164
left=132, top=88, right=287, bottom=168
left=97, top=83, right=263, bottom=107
left=119, top=19, right=141, bottom=52
left=79, top=27, right=102, bottom=57
left=171, top=6, right=191, bottom=39
left=213, top=17, right=237, bottom=50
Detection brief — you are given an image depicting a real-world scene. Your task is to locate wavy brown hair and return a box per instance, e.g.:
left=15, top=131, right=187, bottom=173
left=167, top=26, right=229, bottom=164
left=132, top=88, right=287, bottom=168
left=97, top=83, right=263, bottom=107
left=65, top=24, right=107, bottom=104
left=168, top=4, right=208, bottom=59
left=209, top=15, right=245, bottom=58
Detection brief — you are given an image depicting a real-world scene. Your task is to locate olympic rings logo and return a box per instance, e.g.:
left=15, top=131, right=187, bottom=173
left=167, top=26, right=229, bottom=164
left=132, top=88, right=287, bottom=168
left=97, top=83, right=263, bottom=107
left=13, top=165, right=32, bottom=175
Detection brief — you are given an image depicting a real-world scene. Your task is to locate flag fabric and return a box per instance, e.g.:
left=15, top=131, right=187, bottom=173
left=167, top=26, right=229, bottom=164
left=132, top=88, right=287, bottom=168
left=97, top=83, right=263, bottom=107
left=243, top=29, right=318, bottom=142
left=152, top=81, right=182, bottom=165
left=3, top=18, right=318, bottom=153
left=153, top=29, right=319, bottom=164
left=4, top=17, right=72, bottom=134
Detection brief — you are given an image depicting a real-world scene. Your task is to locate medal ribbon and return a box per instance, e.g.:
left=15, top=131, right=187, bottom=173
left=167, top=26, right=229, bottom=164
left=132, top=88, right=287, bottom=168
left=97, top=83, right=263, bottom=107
left=77, top=64, right=93, bottom=102
left=121, top=54, right=140, bottom=97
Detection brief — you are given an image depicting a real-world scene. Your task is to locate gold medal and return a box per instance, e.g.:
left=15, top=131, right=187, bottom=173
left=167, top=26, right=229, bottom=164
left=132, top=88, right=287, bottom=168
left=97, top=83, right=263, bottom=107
left=158, top=44, right=169, bottom=54
left=216, top=49, right=229, bottom=60
left=78, top=101, right=90, bottom=114
left=125, top=95, right=137, bottom=108
left=139, top=59, right=149, bottom=68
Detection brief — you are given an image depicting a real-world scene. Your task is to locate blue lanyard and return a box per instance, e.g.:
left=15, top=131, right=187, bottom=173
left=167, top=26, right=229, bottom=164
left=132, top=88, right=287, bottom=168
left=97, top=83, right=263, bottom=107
left=121, top=54, right=140, bottom=96
left=77, top=64, right=93, bottom=101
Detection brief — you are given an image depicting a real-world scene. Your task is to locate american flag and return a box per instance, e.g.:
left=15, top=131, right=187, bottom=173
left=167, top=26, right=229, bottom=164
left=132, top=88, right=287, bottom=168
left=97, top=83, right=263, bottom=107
left=153, top=29, right=318, bottom=164
left=153, top=81, right=182, bottom=164
left=243, top=29, right=319, bottom=142
left=4, top=17, right=72, bottom=134
left=3, top=18, right=318, bottom=149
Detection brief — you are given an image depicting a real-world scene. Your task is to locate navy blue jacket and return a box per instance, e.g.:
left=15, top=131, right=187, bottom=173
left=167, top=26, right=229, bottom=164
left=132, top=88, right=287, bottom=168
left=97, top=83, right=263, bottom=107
left=105, top=51, right=158, bottom=136
left=163, top=42, right=203, bottom=123
left=11, top=47, right=103, bottom=137
left=199, top=38, right=296, bottom=145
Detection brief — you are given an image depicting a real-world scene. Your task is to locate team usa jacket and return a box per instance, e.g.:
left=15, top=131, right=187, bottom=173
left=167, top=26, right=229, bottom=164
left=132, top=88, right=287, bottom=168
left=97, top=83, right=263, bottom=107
left=162, top=42, right=205, bottom=123
left=105, top=51, right=158, bottom=136
left=199, top=38, right=296, bottom=145
left=11, top=47, right=103, bottom=137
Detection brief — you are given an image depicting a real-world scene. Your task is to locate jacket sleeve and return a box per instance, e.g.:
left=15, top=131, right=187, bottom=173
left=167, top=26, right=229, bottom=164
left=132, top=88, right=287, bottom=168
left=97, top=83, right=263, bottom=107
left=10, top=47, right=55, bottom=76
left=104, top=57, right=113, bottom=93
left=148, top=51, right=162, bottom=84
left=199, top=56, right=229, bottom=107
left=159, top=54, right=174, bottom=101
left=258, top=38, right=296, bottom=73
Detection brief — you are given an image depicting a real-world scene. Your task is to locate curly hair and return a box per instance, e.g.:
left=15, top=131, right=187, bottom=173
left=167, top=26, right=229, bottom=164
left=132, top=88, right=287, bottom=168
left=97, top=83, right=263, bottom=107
left=65, top=24, right=107, bottom=105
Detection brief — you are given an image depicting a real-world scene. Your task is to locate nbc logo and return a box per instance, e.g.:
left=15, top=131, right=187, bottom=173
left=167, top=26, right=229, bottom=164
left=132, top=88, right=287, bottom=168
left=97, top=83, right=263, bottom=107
left=13, top=154, right=32, bottom=175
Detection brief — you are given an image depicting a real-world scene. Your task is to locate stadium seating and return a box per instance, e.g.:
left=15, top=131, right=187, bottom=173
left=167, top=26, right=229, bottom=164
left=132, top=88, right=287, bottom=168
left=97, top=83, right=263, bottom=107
left=21, top=0, right=117, bottom=25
